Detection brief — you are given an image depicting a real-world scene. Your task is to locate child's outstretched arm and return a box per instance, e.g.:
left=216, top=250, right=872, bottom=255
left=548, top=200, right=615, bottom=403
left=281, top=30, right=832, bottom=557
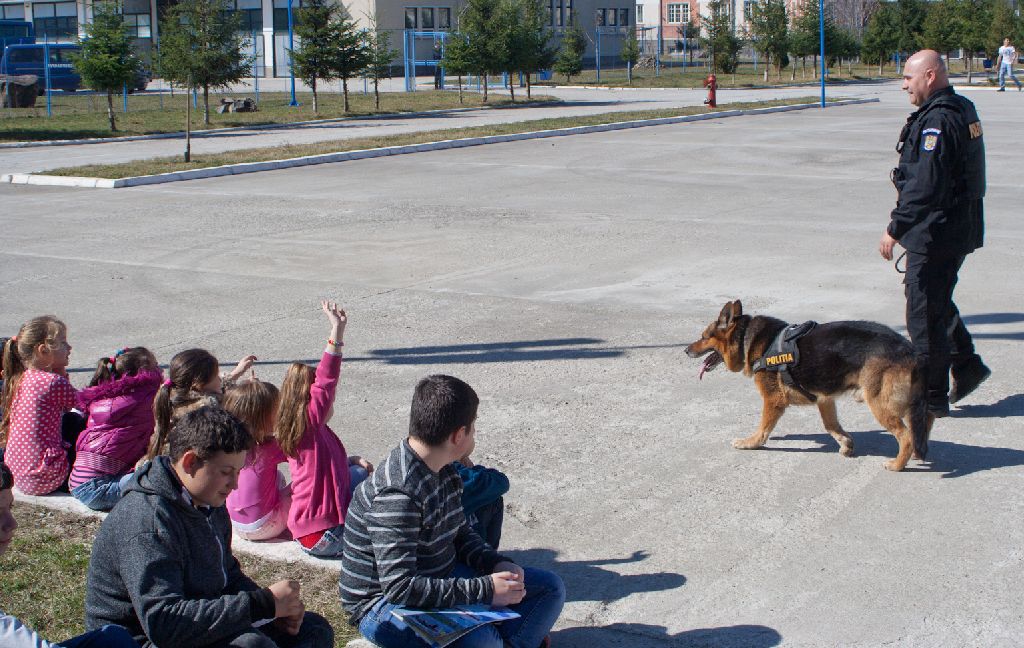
left=308, top=301, right=347, bottom=427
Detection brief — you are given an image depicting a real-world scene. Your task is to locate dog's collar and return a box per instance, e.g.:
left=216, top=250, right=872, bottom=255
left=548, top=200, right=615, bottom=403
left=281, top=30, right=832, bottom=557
left=737, top=317, right=752, bottom=371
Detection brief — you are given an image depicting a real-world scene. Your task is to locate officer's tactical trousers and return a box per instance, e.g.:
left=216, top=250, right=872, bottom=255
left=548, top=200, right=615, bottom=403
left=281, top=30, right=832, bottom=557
left=903, top=252, right=977, bottom=409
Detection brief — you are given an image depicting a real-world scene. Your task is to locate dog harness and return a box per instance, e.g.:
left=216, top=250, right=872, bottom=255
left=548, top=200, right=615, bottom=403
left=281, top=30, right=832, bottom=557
left=751, top=321, right=818, bottom=402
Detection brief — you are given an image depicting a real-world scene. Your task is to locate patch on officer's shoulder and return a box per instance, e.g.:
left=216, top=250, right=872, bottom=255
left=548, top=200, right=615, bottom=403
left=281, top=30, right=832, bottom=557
left=969, top=121, right=983, bottom=139
left=922, top=127, right=941, bottom=152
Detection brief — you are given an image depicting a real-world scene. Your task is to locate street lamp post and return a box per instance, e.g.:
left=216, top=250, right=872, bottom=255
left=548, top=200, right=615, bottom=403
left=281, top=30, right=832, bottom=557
left=287, top=0, right=298, bottom=106
left=818, top=0, right=825, bottom=107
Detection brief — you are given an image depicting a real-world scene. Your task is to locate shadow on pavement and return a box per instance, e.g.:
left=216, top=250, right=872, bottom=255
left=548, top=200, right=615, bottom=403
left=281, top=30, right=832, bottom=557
left=502, top=548, right=686, bottom=604
left=552, top=622, right=782, bottom=647
left=951, top=393, right=1024, bottom=418
left=772, top=427, right=1024, bottom=478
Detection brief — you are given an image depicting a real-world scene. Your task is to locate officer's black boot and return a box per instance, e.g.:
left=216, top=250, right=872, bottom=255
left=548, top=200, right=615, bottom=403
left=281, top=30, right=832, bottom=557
left=949, top=356, right=991, bottom=404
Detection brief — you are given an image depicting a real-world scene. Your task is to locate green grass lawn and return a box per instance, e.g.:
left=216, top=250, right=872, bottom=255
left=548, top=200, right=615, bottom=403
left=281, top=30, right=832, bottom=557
left=536, top=59, right=992, bottom=88
left=47, top=96, right=832, bottom=179
left=0, top=89, right=557, bottom=143
left=0, top=503, right=359, bottom=646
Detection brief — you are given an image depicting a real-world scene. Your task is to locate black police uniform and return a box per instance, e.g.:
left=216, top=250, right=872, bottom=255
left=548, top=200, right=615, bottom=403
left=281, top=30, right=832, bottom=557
left=889, top=85, right=985, bottom=413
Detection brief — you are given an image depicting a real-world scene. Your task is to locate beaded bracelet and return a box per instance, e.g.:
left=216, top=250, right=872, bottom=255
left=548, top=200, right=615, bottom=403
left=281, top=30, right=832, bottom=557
left=328, top=339, right=344, bottom=347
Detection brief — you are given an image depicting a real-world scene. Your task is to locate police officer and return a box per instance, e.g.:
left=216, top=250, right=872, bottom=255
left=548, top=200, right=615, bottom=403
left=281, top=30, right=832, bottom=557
left=879, top=49, right=990, bottom=418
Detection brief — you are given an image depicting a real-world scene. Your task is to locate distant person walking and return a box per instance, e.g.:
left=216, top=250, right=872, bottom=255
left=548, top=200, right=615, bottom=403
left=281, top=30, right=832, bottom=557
left=997, top=37, right=1021, bottom=92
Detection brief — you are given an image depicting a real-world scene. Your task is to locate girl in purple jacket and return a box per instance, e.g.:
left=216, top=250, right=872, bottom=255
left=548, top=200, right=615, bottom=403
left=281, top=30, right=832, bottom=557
left=70, top=347, right=162, bottom=511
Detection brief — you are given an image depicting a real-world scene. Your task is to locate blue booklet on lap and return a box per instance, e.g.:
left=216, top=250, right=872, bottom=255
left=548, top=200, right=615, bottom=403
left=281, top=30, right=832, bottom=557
left=390, top=604, right=520, bottom=647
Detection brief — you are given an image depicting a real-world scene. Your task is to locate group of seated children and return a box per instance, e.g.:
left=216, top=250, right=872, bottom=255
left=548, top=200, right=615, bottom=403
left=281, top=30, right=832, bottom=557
left=0, top=305, right=565, bottom=647
left=0, top=303, right=371, bottom=558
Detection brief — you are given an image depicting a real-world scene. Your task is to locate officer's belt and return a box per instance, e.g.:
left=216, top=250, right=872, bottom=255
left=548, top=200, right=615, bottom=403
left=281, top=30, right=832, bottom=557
left=751, top=321, right=818, bottom=402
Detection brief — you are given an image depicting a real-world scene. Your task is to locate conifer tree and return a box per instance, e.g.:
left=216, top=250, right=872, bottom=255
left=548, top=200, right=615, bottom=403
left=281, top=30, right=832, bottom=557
left=72, top=1, right=140, bottom=131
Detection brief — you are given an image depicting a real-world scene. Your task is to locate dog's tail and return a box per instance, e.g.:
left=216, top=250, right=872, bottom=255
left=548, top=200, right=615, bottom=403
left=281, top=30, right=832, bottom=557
left=909, top=367, right=930, bottom=460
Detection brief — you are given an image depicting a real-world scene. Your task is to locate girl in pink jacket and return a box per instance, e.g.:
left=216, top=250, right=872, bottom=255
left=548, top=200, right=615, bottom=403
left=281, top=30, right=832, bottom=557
left=224, top=379, right=291, bottom=540
left=70, top=347, right=162, bottom=511
left=0, top=316, right=78, bottom=496
left=276, top=301, right=373, bottom=558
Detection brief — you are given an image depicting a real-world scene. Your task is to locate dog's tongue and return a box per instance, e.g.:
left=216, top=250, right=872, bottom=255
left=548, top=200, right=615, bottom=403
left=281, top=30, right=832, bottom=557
left=699, top=355, right=714, bottom=380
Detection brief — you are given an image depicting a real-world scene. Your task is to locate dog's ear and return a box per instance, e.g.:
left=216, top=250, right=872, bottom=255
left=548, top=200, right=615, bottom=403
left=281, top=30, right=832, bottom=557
left=717, top=300, right=742, bottom=329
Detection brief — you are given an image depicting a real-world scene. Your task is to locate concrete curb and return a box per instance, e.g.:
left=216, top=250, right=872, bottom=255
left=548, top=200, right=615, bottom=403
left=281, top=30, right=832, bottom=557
left=0, top=98, right=879, bottom=189
left=0, top=101, right=557, bottom=150
left=15, top=489, right=335, bottom=566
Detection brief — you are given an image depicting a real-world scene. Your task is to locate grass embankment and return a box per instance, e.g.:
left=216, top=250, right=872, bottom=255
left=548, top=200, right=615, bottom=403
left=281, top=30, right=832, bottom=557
left=48, top=96, right=830, bottom=179
left=0, top=503, right=359, bottom=646
left=536, top=60, right=990, bottom=88
left=0, top=90, right=556, bottom=143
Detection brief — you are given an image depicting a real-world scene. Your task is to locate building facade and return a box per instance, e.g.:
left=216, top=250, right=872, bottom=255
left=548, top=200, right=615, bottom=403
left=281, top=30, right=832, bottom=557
left=2, top=0, right=636, bottom=79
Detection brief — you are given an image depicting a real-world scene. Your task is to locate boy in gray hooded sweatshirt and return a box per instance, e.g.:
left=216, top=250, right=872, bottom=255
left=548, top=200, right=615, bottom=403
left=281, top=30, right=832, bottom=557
left=85, top=406, right=334, bottom=648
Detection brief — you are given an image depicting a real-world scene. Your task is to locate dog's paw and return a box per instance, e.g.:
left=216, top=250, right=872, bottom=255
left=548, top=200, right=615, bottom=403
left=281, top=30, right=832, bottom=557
left=732, top=438, right=761, bottom=450
left=883, top=459, right=905, bottom=472
left=839, top=445, right=855, bottom=457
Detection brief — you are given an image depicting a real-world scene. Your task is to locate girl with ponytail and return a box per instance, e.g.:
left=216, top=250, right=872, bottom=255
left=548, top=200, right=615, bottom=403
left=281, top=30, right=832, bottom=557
left=145, top=348, right=256, bottom=461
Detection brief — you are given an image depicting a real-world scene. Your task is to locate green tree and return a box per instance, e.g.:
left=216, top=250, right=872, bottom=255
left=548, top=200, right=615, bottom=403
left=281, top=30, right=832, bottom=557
left=159, top=0, right=250, bottom=126
left=442, top=31, right=473, bottom=103
left=620, top=28, right=640, bottom=83
left=494, top=0, right=525, bottom=102
left=516, top=0, right=557, bottom=98
left=861, top=1, right=899, bottom=74
left=553, top=20, right=586, bottom=82
left=987, top=0, right=1020, bottom=59
left=364, top=28, right=397, bottom=110
left=920, top=0, right=960, bottom=60
left=701, top=0, right=741, bottom=74
left=457, top=0, right=504, bottom=101
left=71, top=1, right=140, bottom=131
left=789, top=0, right=840, bottom=79
left=895, top=0, right=926, bottom=67
left=955, top=0, right=992, bottom=83
left=749, top=0, right=788, bottom=80
left=290, top=0, right=342, bottom=115
left=330, top=10, right=369, bottom=112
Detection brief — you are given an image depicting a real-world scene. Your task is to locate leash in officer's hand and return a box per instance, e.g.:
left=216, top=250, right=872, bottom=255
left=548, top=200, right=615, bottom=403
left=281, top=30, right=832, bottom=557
left=894, top=251, right=907, bottom=274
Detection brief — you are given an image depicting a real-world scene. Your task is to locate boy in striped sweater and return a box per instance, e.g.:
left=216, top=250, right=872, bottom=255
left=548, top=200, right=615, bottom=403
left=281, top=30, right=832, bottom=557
left=340, top=375, right=565, bottom=648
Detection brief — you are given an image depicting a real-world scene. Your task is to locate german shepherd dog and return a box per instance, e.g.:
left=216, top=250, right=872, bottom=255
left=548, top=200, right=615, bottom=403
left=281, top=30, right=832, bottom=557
left=685, top=300, right=930, bottom=471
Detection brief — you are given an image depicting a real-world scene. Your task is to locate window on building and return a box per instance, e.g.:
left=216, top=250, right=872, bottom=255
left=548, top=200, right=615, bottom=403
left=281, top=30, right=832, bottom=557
left=0, top=3, right=25, bottom=20
left=595, top=8, right=604, bottom=25
left=618, top=8, right=627, bottom=25
left=231, top=0, right=262, bottom=32
left=33, top=1, right=77, bottom=40
left=636, top=4, right=643, bottom=22
left=566, top=0, right=572, bottom=23
left=743, top=0, right=754, bottom=20
left=404, top=6, right=416, bottom=27
left=681, top=2, right=689, bottom=21
left=438, top=7, right=451, bottom=28
left=555, top=0, right=563, bottom=26
left=123, top=13, right=151, bottom=37
left=419, top=7, right=433, bottom=28
left=667, top=3, right=681, bottom=22
left=273, top=0, right=303, bottom=32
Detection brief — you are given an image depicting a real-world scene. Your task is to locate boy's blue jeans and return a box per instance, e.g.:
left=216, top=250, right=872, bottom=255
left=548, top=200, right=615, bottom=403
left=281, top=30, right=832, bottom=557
left=998, top=63, right=1021, bottom=89
left=59, top=624, right=138, bottom=648
left=358, top=564, right=565, bottom=648
left=71, top=473, right=134, bottom=512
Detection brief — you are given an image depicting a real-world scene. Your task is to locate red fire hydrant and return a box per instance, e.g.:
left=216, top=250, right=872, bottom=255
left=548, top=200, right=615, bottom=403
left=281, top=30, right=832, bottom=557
left=703, top=73, right=717, bottom=108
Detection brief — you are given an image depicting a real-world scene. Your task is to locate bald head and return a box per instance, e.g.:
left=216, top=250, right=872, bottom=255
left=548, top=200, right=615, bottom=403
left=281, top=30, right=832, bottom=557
left=902, top=50, right=949, bottom=107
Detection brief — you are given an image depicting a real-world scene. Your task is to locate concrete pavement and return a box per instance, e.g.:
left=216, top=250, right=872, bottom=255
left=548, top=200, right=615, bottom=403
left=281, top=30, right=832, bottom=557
left=3, top=80, right=1023, bottom=647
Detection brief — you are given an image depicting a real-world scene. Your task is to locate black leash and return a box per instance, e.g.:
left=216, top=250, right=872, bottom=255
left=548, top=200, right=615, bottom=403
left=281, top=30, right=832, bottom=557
left=894, top=251, right=907, bottom=274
